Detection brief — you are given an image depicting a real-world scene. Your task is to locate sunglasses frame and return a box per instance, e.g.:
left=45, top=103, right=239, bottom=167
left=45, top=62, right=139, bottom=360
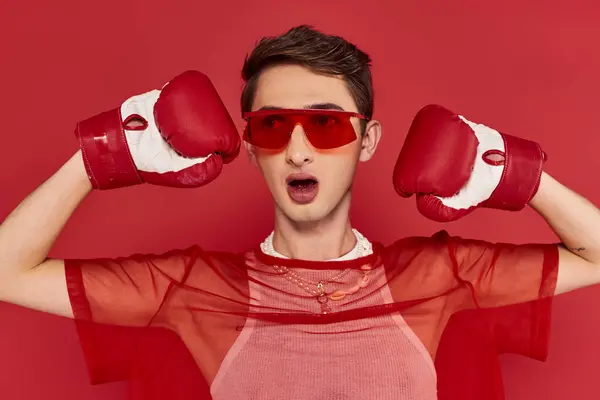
left=243, top=108, right=368, bottom=120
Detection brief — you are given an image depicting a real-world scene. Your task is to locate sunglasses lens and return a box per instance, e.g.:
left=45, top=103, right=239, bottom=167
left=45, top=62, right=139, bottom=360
left=244, top=114, right=292, bottom=149
left=304, top=114, right=356, bottom=149
left=244, top=111, right=359, bottom=149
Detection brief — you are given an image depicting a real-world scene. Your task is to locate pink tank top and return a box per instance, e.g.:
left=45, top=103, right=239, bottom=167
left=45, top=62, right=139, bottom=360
left=210, top=232, right=438, bottom=399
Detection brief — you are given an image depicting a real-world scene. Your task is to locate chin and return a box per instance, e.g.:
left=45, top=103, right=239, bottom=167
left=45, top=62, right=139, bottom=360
left=278, top=198, right=343, bottom=225
left=283, top=207, right=328, bottom=224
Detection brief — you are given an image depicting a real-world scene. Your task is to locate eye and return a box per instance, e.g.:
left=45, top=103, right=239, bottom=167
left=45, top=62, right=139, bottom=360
left=261, top=115, right=285, bottom=129
left=310, top=115, right=339, bottom=127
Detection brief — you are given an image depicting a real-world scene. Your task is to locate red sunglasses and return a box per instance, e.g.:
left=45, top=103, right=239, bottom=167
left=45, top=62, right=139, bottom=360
left=242, top=109, right=368, bottom=150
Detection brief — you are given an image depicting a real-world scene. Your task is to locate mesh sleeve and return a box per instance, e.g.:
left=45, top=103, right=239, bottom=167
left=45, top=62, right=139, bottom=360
left=63, top=247, right=195, bottom=384
left=450, top=236, right=559, bottom=309
left=436, top=299, right=552, bottom=400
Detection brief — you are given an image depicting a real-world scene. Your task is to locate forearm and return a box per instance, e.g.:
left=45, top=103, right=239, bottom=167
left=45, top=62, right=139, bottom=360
left=530, top=172, right=600, bottom=264
left=0, top=151, right=92, bottom=274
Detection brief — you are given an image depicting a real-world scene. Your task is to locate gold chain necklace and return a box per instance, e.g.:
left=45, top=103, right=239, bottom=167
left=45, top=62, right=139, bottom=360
left=263, top=230, right=373, bottom=314
left=273, top=264, right=373, bottom=314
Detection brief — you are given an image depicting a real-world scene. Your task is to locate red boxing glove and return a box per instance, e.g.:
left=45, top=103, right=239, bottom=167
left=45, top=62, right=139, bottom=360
left=393, top=105, right=546, bottom=222
left=75, top=71, right=241, bottom=189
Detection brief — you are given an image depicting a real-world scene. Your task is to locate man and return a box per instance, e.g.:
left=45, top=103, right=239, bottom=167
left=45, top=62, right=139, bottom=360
left=0, top=25, right=599, bottom=399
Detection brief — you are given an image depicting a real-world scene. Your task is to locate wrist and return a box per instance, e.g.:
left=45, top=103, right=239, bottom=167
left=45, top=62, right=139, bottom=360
left=529, top=171, right=550, bottom=208
left=67, top=150, right=93, bottom=193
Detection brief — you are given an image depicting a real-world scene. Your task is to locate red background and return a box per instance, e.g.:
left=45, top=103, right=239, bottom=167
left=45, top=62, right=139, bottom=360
left=1, top=0, right=599, bottom=398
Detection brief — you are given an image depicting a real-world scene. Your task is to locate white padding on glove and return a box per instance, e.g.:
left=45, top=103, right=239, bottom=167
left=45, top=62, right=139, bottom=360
left=121, top=90, right=211, bottom=174
left=437, top=116, right=505, bottom=210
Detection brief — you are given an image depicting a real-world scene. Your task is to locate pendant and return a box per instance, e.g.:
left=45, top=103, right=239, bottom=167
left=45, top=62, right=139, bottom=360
left=317, top=293, right=328, bottom=304
left=317, top=293, right=331, bottom=314
left=317, top=281, right=325, bottom=294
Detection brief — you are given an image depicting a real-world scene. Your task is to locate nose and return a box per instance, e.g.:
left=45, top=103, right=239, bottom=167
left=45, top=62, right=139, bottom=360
left=285, top=124, right=314, bottom=166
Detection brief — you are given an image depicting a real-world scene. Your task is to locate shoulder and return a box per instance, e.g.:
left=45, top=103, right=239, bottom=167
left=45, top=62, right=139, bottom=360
left=379, top=230, right=501, bottom=274
left=75, top=245, right=243, bottom=282
left=376, top=230, right=458, bottom=277
left=381, top=230, right=456, bottom=256
left=115, top=245, right=241, bottom=264
left=381, top=230, right=542, bottom=257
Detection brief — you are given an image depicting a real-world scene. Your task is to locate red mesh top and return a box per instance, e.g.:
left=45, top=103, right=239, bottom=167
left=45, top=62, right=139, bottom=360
left=64, top=230, right=558, bottom=399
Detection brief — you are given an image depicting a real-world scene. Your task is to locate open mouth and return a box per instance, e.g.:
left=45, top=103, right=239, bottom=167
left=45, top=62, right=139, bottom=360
left=288, top=178, right=318, bottom=189
left=286, top=174, right=319, bottom=204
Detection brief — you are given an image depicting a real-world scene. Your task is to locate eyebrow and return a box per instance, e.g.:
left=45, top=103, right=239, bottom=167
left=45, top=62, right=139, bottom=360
left=257, top=103, right=345, bottom=111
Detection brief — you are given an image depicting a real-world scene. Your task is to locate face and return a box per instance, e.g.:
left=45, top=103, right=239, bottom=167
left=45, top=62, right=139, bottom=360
left=245, top=64, right=382, bottom=224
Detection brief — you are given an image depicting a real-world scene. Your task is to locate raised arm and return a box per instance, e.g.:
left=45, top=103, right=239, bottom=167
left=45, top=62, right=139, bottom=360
left=530, top=172, right=600, bottom=294
left=0, top=71, right=240, bottom=320
left=0, top=151, right=90, bottom=317
left=394, top=104, right=600, bottom=297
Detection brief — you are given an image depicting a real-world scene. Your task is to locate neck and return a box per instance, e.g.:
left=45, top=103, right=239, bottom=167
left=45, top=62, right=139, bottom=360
left=271, top=194, right=357, bottom=261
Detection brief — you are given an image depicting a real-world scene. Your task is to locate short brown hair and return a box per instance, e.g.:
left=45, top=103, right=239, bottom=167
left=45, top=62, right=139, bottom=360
left=240, top=25, right=374, bottom=119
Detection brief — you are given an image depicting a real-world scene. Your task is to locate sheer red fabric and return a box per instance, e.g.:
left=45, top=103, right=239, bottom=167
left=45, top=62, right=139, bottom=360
left=436, top=299, right=553, bottom=400
left=64, top=230, right=558, bottom=399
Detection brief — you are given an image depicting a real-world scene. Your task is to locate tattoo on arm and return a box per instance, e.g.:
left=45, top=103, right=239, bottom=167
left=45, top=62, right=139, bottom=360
left=559, top=243, right=586, bottom=252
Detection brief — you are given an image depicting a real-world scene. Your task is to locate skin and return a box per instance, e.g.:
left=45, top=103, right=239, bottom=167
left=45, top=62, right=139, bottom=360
left=244, top=64, right=382, bottom=261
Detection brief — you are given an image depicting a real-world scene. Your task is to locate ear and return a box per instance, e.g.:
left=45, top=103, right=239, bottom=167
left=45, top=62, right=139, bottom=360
left=244, top=141, right=259, bottom=167
left=358, top=119, right=382, bottom=162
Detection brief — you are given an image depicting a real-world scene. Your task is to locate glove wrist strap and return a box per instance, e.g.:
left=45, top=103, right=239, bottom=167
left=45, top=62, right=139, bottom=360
left=484, top=134, right=545, bottom=211
left=75, top=108, right=143, bottom=190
